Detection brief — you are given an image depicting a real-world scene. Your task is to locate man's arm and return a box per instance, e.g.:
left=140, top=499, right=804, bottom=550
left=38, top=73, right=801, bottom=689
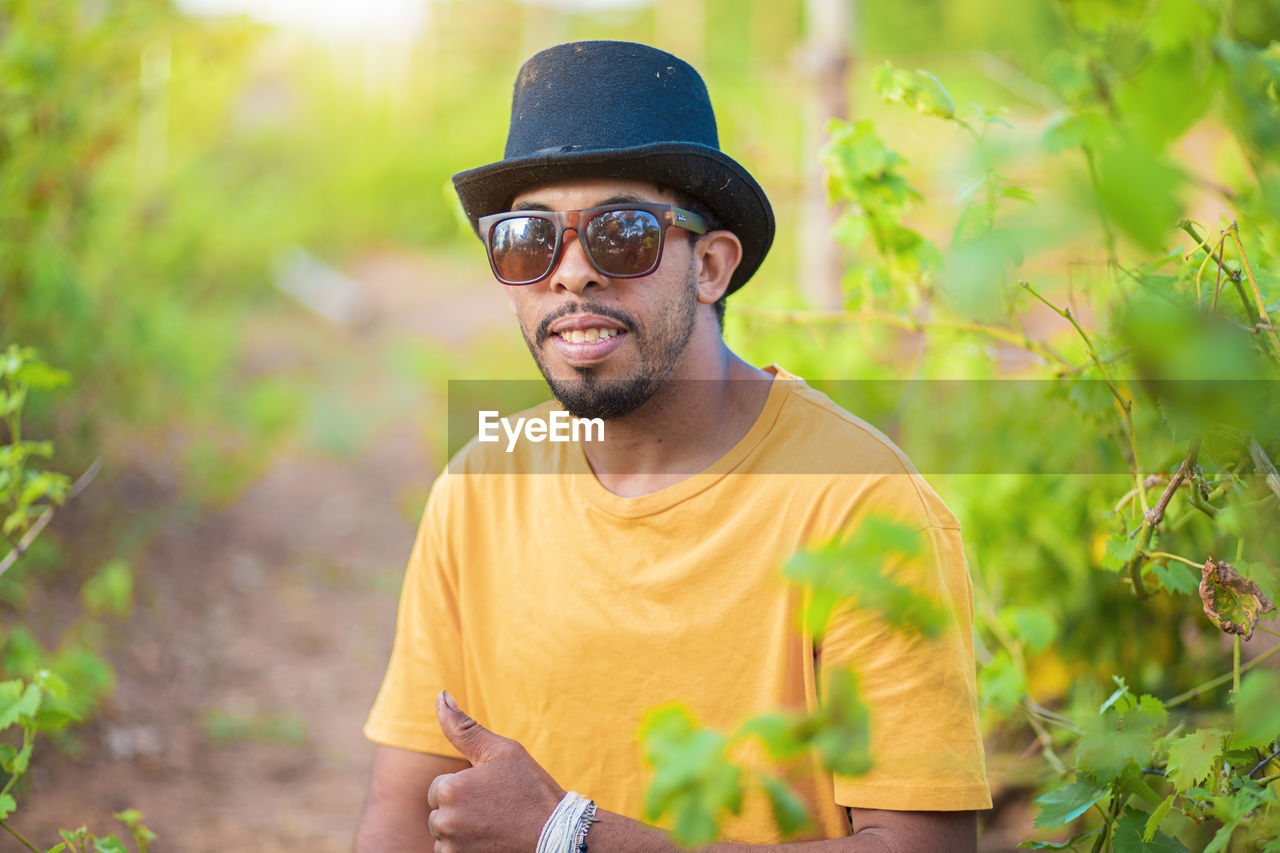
left=421, top=692, right=976, bottom=853
left=583, top=807, right=975, bottom=853
left=355, top=744, right=469, bottom=853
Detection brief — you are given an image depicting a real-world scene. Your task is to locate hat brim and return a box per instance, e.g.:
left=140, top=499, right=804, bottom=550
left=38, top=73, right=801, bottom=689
left=452, top=142, right=773, bottom=295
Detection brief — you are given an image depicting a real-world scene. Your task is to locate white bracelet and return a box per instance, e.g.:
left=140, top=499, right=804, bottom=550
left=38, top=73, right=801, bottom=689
left=537, top=792, right=592, bottom=853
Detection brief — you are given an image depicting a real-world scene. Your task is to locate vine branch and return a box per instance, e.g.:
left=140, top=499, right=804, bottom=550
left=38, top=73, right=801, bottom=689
left=0, top=457, right=102, bottom=578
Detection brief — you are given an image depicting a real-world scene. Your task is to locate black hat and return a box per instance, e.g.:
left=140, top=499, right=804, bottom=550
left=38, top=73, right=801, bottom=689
left=452, top=40, right=774, bottom=295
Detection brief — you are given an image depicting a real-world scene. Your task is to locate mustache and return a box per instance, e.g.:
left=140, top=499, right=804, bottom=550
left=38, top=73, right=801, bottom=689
left=535, top=302, right=636, bottom=346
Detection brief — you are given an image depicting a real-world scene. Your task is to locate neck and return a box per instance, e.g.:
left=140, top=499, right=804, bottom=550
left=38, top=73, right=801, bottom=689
left=580, top=338, right=773, bottom=498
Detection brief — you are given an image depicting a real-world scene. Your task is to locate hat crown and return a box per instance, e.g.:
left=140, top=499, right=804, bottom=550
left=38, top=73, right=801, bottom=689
left=504, top=41, right=720, bottom=159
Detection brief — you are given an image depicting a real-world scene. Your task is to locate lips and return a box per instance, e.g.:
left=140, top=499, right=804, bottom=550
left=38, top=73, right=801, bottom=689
left=546, top=313, right=629, bottom=364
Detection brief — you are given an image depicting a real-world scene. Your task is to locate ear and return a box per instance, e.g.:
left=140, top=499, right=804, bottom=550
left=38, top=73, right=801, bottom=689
left=693, top=230, right=743, bottom=305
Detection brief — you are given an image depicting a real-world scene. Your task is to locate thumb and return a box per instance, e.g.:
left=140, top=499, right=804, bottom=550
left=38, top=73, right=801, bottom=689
left=436, top=690, right=511, bottom=764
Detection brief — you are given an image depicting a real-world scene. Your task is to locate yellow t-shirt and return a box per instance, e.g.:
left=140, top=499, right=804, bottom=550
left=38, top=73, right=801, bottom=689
left=364, top=367, right=991, bottom=842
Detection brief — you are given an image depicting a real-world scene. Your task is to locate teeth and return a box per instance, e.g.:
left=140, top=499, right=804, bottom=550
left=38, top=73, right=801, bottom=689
left=560, top=328, right=618, bottom=343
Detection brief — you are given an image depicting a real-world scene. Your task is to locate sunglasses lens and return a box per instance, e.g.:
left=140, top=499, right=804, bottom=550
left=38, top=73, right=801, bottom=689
left=585, top=209, right=661, bottom=277
left=490, top=216, right=558, bottom=283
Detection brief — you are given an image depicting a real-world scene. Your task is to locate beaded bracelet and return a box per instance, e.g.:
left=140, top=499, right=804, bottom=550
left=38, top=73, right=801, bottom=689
left=538, top=792, right=597, bottom=853
left=571, top=799, right=599, bottom=853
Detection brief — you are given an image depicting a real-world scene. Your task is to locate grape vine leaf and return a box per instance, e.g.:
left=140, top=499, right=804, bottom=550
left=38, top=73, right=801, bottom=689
left=1165, top=729, right=1224, bottom=792
left=1076, top=708, right=1152, bottom=783
left=1102, top=533, right=1138, bottom=573
left=1152, top=563, right=1198, bottom=595
left=1143, top=794, right=1175, bottom=842
left=641, top=705, right=743, bottom=847
left=0, top=793, right=14, bottom=819
left=1198, top=558, right=1276, bottom=640
left=0, top=679, right=41, bottom=730
left=1032, top=781, right=1107, bottom=828
left=1111, top=808, right=1189, bottom=852
left=759, top=776, right=812, bottom=838
left=1018, top=831, right=1098, bottom=850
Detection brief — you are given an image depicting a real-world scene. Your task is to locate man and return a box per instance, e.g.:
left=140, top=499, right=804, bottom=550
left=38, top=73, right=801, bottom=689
left=357, top=40, right=990, bottom=853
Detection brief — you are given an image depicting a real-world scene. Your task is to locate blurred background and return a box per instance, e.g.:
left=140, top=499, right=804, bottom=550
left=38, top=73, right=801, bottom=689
left=3, top=0, right=1280, bottom=850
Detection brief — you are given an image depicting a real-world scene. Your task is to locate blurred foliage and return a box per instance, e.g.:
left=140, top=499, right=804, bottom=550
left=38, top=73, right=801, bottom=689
left=717, top=0, right=1280, bottom=850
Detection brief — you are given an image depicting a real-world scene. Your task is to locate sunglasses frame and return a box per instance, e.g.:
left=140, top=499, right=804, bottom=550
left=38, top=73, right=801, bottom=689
left=478, top=203, right=710, bottom=285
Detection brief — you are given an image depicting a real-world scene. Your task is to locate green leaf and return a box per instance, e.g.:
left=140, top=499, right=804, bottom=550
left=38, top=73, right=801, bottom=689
left=0, top=679, right=41, bottom=730
left=44, top=844, right=67, bottom=853
left=1232, top=668, right=1280, bottom=749
left=1001, top=605, right=1058, bottom=652
left=1102, top=534, right=1138, bottom=573
left=1166, top=729, right=1224, bottom=792
left=641, top=705, right=743, bottom=847
left=784, top=518, right=946, bottom=639
left=738, top=713, right=810, bottom=761
left=1146, top=0, right=1217, bottom=52
left=1152, top=563, right=1199, bottom=595
left=812, top=669, right=872, bottom=777
left=1019, top=831, right=1099, bottom=849
left=979, top=649, right=1026, bottom=717
left=60, top=828, right=87, bottom=845
left=1095, top=142, right=1184, bottom=251
left=1123, top=695, right=1168, bottom=734
left=0, top=793, right=15, bottom=819
left=13, top=360, right=70, bottom=390
left=1032, top=781, right=1107, bottom=828
left=1076, top=721, right=1150, bottom=783
left=1112, top=807, right=1189, bottom=852
left=1143, top=794, right=1176, bottom=842
left=1100, top=676, right=1131, bottom=713
left=759, top=776, right=812, bottom=838
left=81, top=559, right=133, bottom=619
left=93, top=837, right=130, bottom=853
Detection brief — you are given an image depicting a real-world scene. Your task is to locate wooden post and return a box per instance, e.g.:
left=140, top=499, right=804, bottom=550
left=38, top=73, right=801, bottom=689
left=798, top=0, right=852, bottom=310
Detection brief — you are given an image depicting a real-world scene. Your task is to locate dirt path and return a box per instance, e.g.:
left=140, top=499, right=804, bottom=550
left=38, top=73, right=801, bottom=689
left=10, top=250, right=510, bottom=851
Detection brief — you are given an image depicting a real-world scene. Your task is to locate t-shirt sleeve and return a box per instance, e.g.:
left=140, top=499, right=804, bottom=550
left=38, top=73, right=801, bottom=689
left=363, top=474, right=466, bottom=759
left=818, top=475, right=992, bottom=812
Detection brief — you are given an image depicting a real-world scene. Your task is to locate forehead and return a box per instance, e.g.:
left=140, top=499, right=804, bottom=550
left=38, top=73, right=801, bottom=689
left=509, top=177, right=674, bottom=210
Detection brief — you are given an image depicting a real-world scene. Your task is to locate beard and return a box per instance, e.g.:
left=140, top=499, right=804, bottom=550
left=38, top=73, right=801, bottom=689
left=523, top=269, right=699, bottom=420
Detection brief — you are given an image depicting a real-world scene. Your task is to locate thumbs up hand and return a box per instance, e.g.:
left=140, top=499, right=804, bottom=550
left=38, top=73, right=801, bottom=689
left=426, top=691, right=566, bottom=853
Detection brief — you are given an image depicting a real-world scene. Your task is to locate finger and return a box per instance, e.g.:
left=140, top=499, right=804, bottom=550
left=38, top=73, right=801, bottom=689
left=428, top=808, right=441, bottom=840
left=436, top=690, right=516, bottom=764
left=427, top=772, right=453, bottom=810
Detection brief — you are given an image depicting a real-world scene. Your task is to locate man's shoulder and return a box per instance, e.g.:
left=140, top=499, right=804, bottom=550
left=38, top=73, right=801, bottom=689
left=764, top=368, right=917, bottom=475
left=761, top=367, right=957, bottom=529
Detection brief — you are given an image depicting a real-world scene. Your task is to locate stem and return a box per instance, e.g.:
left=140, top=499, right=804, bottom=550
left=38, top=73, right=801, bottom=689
left=734, top=306, right=1069, bottom=366
left=1247, top=747, right=1279, bottom=777
left=0, top=821, right=40, bottom=853
left=1167, top=642, right=1280, bottom=707
left=1247, top=438, right=1280, bottom=503
left=1020, top=281, right=1148, bottom=520
left=1179, top=221, right=1262, bottom=339
left=1225, top=223, right=1280, bottom=356
left=0, top=457, right=103, bottom=579
left=1234, top=636, right=1242, bottom=696
left=1146, top=551, right=1203, bottom=568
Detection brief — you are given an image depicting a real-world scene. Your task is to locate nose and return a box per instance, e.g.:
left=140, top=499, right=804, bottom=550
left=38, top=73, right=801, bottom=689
left=549, top=228, right=607, bottom=295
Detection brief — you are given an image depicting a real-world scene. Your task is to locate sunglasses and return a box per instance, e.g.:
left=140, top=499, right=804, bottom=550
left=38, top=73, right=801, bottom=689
left=478, top=203, right=709, bottom=285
